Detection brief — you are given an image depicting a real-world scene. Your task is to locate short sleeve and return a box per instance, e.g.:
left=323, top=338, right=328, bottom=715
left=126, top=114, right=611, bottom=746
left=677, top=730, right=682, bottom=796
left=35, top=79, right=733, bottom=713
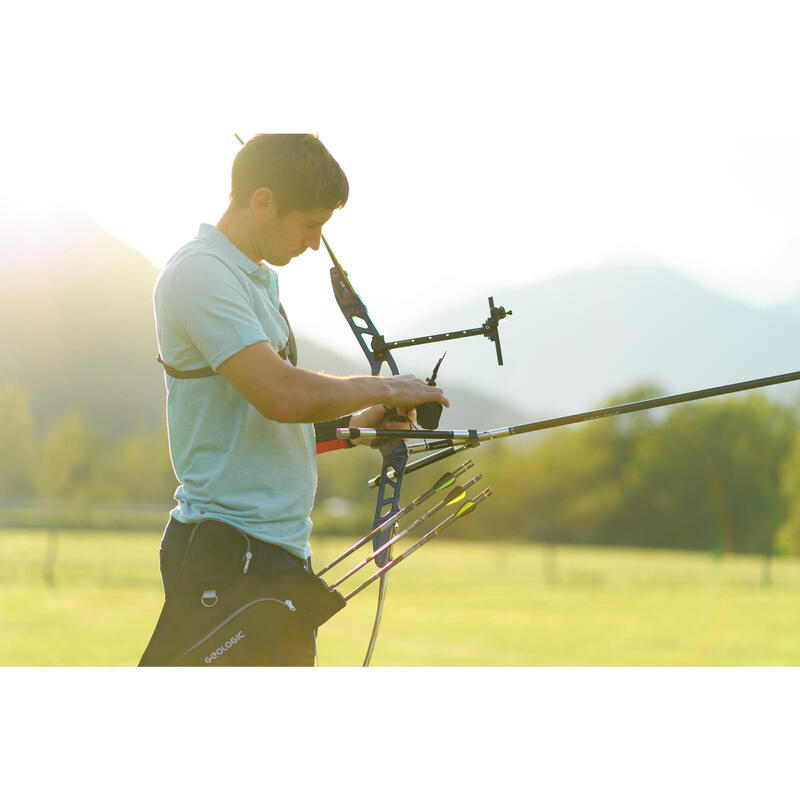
left=158, top=254, right=282, bottom=370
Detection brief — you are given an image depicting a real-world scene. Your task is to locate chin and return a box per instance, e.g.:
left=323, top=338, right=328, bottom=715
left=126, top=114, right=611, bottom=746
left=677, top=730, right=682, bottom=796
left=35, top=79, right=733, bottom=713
left=264, top=255, right=291, bottom=267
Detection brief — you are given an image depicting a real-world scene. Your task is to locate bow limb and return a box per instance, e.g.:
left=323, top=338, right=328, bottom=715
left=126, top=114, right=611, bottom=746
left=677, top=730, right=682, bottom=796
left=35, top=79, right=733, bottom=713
left=323, top=234, right=405, bottom=667
left=324, top=236, right=398, bottom=377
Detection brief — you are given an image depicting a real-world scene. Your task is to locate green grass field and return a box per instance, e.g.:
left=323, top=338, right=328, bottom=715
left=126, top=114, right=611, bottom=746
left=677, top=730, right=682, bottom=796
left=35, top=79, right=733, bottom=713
left=0, top=528, right=798, bottom=666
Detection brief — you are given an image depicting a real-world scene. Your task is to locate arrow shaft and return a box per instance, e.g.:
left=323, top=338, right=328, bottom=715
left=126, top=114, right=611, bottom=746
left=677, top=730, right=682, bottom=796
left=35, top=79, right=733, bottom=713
left=316, top=460, right=474, bottom=577
left=344, top=488, right=493, bottom=601
left=330, top=474, right=483, bottom=589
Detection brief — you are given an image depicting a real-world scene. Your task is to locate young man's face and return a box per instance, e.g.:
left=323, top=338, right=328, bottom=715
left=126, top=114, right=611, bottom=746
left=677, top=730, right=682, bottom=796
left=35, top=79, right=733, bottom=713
left=256, top=205, right=334, bottom=267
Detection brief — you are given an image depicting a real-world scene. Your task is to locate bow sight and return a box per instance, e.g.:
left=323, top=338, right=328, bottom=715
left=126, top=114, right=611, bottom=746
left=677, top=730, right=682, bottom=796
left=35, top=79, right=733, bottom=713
left=324, top=236, right=512, bottom=378
left=369, top=295, right=512, bottom=368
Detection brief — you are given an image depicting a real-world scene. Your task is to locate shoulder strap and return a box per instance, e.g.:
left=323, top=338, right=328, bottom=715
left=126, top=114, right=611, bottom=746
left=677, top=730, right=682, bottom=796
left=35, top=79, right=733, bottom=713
left=156, top=355, right=216, bottom=379
left=158, top=303, right=298, bottom=379
left=279, top=303, right=298, bottom=367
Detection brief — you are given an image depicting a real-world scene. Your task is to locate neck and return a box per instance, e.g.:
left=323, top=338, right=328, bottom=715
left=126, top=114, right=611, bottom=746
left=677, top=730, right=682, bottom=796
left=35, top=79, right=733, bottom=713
left=217, top=207, right=261, bottom=264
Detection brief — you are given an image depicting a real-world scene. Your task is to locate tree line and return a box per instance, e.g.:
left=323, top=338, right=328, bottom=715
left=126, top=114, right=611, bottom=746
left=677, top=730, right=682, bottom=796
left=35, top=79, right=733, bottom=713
left=0, top=382, right=174, bottom=506
left=2, top=380, right=800, bottom=555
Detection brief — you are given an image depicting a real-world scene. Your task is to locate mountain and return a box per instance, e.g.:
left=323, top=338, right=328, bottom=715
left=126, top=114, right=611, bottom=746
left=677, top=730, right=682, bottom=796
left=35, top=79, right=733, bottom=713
left=0, top=206, right=164, bottom=432
left=4, top=209, right=798, bottom=437
left=393, top=262, right=800, bottom=420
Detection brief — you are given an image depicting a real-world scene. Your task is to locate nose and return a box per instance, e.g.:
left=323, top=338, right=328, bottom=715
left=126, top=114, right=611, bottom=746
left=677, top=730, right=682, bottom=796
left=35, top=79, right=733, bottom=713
left=308, top=233, right=321, bottom=251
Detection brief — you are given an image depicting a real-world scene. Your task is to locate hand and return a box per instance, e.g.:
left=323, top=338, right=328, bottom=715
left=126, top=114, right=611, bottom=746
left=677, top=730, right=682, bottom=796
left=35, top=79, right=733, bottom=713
left=349, top=376, right=450, bottom=446
left=349, top=404, right=413, bottom=447
left=382, top=374, right=449, bottom=420
left=350, top=404, right=402, bottom=429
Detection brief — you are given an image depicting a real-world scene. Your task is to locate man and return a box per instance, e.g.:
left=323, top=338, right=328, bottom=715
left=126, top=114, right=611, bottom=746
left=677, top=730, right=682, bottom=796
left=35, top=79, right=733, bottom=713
left=146, top=134, right=447, bottom=665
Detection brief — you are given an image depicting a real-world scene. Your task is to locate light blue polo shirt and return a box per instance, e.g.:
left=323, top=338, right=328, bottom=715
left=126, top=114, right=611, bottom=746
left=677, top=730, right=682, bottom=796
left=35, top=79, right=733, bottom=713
left=153, top=224, right=316, bottom=559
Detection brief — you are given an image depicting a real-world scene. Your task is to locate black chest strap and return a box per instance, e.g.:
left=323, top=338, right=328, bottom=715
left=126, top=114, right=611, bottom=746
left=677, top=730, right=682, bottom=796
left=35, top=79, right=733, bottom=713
left=158, top=304, right=297, bottom=379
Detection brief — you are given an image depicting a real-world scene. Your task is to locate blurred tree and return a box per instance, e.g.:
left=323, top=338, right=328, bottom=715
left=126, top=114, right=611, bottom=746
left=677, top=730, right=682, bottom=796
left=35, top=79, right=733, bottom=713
left=526, top=427, right=623, bottom=544
left=776, top=427, right=800, bottom=555
left=447, top=387, right=794, bottom=555
left=471, top=384, right=664, bottom=546
left=0, top=382, right=37, bottom=499
left=619, top=393, right=793, bottom=553
left=11, top=378, right=794, bottom=554
left=112, top=432, right=177, bottom=503
left=36, top=413, right=113, bottom=504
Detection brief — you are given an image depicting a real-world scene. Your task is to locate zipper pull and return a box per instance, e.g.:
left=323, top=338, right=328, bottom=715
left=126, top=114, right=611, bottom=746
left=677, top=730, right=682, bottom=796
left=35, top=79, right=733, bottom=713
left=243, top=550, right=253, bottom=574
left=285, top=600, right=296, bottom=611
left=201, top=589, right=218, bottom=608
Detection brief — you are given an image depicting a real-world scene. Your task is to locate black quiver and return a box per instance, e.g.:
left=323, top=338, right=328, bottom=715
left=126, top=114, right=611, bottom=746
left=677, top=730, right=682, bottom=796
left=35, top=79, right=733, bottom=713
left=139, top=521, right=346, bottom=667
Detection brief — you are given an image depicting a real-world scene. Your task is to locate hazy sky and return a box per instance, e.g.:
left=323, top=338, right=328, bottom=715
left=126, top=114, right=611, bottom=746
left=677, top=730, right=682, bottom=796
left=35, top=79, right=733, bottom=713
left=3, top=0, right=799, bottom=349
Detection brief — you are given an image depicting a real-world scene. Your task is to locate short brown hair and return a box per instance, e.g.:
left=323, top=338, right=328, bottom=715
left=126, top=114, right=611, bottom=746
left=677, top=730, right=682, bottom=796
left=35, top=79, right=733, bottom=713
left=230, top=134, right=349, bottom=213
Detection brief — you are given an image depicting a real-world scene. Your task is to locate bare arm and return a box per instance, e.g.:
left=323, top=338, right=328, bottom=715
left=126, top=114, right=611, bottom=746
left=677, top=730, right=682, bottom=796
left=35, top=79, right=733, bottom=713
left=217, top=341, right=448, bottom=423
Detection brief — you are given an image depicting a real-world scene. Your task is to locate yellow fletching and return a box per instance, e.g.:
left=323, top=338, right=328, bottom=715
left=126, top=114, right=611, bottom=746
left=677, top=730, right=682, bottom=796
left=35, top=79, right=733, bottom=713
left=445, top=490, right=466, bottom=506
left=454, top=500, right=476, bottom=518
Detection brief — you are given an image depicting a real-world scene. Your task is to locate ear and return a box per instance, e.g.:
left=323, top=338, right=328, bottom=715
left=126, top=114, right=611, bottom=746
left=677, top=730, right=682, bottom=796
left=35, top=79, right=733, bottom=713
left=250, top=187, right=277, bottom=221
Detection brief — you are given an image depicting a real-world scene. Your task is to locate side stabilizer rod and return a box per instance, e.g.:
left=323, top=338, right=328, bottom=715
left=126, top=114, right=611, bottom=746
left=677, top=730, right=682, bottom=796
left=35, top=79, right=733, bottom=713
left=367, top=444, right=470, bottom=488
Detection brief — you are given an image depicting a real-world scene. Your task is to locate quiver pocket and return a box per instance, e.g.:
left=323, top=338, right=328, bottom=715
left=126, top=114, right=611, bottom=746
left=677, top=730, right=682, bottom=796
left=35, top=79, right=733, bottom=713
left=139, top=521, right=346, bottom=667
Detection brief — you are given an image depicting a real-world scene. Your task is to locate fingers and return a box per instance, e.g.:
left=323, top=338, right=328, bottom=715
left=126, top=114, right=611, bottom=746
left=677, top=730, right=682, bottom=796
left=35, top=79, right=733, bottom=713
left=390, top=374, right=450, bottom=409
left=386, top=411, right=415, bottom=428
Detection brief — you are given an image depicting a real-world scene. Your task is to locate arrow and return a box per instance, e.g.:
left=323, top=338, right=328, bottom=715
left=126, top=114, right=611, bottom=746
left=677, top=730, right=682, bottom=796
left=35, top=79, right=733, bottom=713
left=330, top=474, right=484, bottom=589
left=316, top=461, right=475, bottom=577
left=344, top=488, right=494, bottom=601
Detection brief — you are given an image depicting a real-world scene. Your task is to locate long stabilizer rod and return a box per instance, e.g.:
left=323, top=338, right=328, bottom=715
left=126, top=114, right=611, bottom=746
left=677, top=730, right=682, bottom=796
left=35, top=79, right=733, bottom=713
left=344, top=488, right=493, bottom=601
left=337, top=368, right=800, bottom=448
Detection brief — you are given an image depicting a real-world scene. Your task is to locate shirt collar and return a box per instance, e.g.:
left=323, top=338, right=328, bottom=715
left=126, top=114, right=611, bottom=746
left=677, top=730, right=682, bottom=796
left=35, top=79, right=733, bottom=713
left=197, top=223, right=280, bottom=298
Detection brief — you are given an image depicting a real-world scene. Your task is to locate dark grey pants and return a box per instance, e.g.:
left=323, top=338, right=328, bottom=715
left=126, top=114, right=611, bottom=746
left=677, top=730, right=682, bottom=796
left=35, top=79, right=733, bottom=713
left=159, top=516, right=316, bottom=665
